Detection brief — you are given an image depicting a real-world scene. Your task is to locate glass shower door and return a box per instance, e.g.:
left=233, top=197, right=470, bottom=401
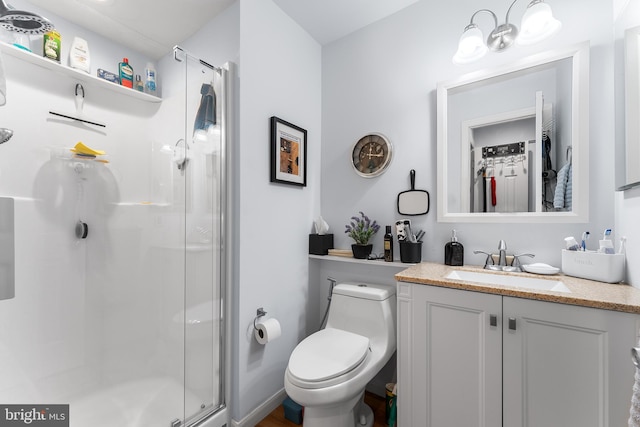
left=177, top=48, right=225, bottom=426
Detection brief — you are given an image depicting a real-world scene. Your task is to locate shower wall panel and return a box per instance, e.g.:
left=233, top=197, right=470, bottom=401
left=0, top=49, right=187, bottom=427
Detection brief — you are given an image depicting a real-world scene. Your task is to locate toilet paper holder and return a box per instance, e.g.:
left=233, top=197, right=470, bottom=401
left=254, top=307, right=267, bottom=331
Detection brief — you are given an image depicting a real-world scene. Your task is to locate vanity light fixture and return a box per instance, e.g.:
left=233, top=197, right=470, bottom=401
left=453, top=0, right=561, bottom=64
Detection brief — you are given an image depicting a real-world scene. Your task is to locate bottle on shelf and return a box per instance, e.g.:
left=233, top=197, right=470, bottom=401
left=118, top=58, right=134, bottom=88
left=144, top=62, right=157, bottom=95
left=69, top=37, right=90, bottom=73
left=134, top=74, right=144, bottom=92
left=43, top=29, right=61, bottom=63
left=384, top=225, right=394, bottom=262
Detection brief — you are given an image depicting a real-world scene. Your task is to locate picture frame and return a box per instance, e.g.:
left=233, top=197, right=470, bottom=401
left=270, top=116, right=307, bottom=187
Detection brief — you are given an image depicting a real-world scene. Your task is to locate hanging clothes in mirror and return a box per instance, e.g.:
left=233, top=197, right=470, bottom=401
left=553, top=146, right=572, bottom=211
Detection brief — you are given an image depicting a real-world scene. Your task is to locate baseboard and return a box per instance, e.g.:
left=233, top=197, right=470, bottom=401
left=231, top=388, right=287, bottom=427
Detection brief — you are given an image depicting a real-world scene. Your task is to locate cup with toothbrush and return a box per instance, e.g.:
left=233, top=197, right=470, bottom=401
left=598, top=228, right=615, bottom=254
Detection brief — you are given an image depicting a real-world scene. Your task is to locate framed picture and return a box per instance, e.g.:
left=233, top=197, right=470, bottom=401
left=270, top=116, right=307, bottom=187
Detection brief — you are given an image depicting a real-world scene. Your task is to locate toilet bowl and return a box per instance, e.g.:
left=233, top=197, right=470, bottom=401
left=284, top=282, right=396, bottom=427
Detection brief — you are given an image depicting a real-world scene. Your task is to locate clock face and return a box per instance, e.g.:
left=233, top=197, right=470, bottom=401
left=351, top=133, right=393, bottom=177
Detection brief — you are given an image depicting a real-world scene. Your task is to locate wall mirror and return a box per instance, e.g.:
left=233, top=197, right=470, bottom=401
left=437, top=43, right=589, bottom=223
left=621, top=25, right=640, bottom=190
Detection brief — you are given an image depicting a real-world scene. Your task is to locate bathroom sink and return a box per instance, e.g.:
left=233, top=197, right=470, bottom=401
left=445, top=270, right=571, bottom=293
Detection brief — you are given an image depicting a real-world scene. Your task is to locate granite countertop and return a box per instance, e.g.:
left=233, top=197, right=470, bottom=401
left=395, top=262, right=640, bottom=314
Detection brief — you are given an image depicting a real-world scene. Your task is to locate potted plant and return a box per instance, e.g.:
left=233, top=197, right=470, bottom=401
left=345, top=211, right=380, bottom=259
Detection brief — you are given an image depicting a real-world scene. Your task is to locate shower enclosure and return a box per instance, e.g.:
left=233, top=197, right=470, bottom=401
left=0, top=43, right=230, bottom=427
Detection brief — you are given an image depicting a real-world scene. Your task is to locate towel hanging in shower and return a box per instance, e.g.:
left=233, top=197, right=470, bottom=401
left=193, top=83, right=216, bottom=135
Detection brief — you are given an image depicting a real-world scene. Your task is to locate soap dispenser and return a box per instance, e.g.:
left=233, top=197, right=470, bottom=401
left=445, top=229, right=464, bottom=266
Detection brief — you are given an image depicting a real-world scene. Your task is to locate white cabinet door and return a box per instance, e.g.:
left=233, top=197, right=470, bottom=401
left=502, top=297, right=638, bottom=427
left=398, top=284, right=502, bottom=427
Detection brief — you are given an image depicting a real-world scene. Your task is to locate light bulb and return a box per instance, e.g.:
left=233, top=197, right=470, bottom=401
left=453, top=24, right=488, bottom=64
left=518, top=1, right=561, bottom=45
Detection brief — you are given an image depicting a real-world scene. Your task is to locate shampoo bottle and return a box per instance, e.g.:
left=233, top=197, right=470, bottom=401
left=144, top=62, right=157, bottom=95
left=69, top=37, right=90, bottom=73
left=445, top=229, right=464, bottom=266
left=384, top=225, right=394, bottom=262
left=119, top=58, right=134, bottom=88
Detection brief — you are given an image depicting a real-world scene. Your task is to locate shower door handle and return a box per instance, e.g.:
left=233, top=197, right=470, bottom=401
left=173, top=139, right=188, bottom=170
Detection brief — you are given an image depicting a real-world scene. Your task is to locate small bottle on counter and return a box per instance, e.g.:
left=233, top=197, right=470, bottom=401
left=384, top=225, right=394, bottom=262
left=445, top=229, right=464, bottom=266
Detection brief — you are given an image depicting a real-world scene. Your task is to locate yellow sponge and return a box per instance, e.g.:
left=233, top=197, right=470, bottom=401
left=72, top=141, right=105, bottom=156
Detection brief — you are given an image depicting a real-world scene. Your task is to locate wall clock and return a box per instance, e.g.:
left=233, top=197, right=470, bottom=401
left=351, top=133, right=393, bottom=178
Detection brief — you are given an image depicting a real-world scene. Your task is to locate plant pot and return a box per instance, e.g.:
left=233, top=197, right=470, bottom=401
left=351, top=244, right=373, bottom=259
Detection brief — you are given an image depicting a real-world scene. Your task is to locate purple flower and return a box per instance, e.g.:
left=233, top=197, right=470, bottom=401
left=344, top=211, right=380, bottom=245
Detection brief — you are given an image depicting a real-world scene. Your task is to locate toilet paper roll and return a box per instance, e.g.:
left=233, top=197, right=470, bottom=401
left=254, top=318, right=281, bottom=345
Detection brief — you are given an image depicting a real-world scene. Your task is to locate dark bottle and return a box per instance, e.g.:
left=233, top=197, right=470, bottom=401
left=445, top=229, right=464, bottom=266
left=384, top=225, right=394, bottom=262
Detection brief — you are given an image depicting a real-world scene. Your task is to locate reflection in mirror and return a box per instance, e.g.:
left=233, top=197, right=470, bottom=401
left=437, top=43, right=589, bottom=223
left=623, top=25, right=640, bottom=189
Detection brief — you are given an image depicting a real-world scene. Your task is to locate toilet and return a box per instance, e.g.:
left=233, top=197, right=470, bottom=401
left=284, top=282, right=396, bottom=427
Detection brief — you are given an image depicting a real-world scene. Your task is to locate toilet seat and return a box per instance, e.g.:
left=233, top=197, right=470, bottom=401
left=287, top=328, right=370, bottom=389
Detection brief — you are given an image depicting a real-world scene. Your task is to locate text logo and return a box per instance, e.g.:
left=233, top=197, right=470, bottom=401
left=0, top=405, right=69, bottom=426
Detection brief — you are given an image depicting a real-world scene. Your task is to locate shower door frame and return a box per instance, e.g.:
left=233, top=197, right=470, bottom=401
left=173, top=45, right=233, bottom=427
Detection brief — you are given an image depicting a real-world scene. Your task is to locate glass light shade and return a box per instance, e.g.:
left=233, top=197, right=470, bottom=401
left=453, top=25, right=488, bottom=64
left=517, top=1, right=561, bottom=45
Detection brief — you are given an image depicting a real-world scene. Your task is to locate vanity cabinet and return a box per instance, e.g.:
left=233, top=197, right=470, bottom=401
left=397, top=281, right=639, bottom=427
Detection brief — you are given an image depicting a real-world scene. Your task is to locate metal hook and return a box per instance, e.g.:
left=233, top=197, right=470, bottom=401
left=75, top=83, right=85, bottom=98
left=253, top=307, right=267, bottom=330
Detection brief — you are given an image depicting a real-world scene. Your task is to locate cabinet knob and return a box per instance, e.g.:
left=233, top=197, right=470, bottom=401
left=490, top=314, right=497, bottom=327
left=508, top=317, right=517, bottom=330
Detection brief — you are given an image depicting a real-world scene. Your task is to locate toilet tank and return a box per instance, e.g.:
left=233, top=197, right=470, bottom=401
left=325, top=282, right=396, bottom=342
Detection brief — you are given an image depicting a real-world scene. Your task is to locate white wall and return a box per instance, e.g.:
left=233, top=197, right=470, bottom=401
left=234, top=0, right=321, bottom=421
left=321, top=0, right=615, bottom=268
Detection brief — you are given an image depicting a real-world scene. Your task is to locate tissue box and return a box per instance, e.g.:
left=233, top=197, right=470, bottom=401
left=309, top=234, right=333, bottom=255
left=561, top=250, right=625, bottom=283
left=283, top=396, right=303, bottom=424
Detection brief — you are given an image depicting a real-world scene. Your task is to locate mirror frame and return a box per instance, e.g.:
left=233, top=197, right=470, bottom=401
left=436, top=42, right=590, bottom=223
left=621, top=26, right=640, bottom=190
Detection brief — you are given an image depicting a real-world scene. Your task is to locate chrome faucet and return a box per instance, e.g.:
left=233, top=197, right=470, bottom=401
left=498, top=240, right=507, bottom=267
left=474, top=240, right=535, bottom=271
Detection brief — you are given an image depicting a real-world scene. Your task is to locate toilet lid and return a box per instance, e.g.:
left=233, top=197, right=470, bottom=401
left=288, top=328, right=370, bottom=383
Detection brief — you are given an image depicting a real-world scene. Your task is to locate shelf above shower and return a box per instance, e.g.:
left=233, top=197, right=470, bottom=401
left=0, top=42, right=162, bottom=103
